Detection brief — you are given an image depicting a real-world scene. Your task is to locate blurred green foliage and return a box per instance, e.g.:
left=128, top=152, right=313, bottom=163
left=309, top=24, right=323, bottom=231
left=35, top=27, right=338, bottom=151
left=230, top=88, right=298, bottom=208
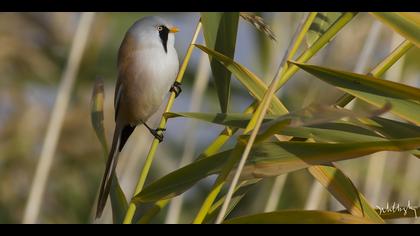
left=0, top=12, right=419, bottom=223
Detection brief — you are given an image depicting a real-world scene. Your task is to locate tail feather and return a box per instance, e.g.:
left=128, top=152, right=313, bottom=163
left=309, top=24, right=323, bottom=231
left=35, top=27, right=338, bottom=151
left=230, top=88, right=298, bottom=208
left=95, top=124, right=136, bottom=219
left=96, top=126, right=121, bottom=219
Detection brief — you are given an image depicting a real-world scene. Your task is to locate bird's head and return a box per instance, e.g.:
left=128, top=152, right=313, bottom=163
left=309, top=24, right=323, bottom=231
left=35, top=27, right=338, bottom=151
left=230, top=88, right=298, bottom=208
left=128, top=16, right=179, bottom=53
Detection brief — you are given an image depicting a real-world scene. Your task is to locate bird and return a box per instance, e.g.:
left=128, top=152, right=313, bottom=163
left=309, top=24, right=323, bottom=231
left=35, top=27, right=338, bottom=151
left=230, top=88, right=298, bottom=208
left=96, top=16, right=180, bottom=219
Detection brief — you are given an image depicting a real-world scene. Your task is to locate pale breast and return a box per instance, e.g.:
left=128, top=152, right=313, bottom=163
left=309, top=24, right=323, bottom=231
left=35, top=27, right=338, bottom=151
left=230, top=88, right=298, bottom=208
left=119, top=46, right=179, bottom=125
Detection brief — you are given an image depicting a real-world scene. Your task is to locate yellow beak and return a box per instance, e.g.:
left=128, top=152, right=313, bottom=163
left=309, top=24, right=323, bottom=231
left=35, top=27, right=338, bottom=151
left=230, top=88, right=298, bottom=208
left=169, top=26, right=180, bottom=33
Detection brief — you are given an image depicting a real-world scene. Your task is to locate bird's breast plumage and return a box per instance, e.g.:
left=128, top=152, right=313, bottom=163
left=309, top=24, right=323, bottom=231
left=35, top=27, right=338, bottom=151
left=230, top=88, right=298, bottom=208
left=117, top=43, right=179, bottom=125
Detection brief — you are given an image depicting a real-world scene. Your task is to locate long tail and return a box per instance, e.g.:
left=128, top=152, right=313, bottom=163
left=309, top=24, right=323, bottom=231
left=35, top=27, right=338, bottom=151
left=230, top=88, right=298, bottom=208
left=95, top=124, right=135, bottom=218
left=96, top=125, right=121, bottom=219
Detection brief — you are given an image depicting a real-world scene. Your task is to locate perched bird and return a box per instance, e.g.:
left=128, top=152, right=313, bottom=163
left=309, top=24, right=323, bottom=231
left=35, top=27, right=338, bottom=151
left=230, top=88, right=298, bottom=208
left=96, top=16, right=180, bottom=218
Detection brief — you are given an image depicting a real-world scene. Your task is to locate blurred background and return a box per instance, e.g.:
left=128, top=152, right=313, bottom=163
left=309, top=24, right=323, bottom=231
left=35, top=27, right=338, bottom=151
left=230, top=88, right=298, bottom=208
left=0, top=12, right=419, bottom=223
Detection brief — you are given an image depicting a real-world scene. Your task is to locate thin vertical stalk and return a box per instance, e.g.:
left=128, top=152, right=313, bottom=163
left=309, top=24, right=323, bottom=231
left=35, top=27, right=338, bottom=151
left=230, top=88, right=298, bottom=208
left=274, top=12, right=355, bottom=91
left=398, top=44, right=419, bottom=223
left=263, top=175, right=287, bottom=212
left=202, top=37, right=412, bottom=223
left=90, top=78, right=128, bottom=224
left=307, top=40, right=412, bottom=222
left=283, top=12, right=318, bottom=73
left=122, top=20, right=202, bottom=224
left=211, top=17, right=411, bottom=224
left=197, top=14, right=411, bottom=224
left=304, top=180, right=327, bottom=210
left=353, top=21, right=383, bottom=74
left=192, top=12, right=357, bottom=224
left=364, top=33, right=407, bottom=205
left=370, top=40, right=412, bottom=77
left=308, top=20, right=383, bottom=210
left=138, top=199, right=170, bottom=224
left=215, top=13, right=312, bottom=224
left=262, top=12, right=317, bottom=214
left=22, top=12, right=95, bottom=224
left=400, top=154, right=420, bottom=224
left=165, top=52, right=211, bottom=224
left=119, top=131, right=148, bottom=196
left=363, top=152, right=388, bottom=204
left=335, top=39, right=413, bottom=107
left=199, top=12, right=356, bottom=162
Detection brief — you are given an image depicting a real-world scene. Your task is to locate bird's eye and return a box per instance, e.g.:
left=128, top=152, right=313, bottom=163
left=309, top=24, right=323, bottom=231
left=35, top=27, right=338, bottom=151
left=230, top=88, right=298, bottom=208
left=157, top=26, right=163, bottom=31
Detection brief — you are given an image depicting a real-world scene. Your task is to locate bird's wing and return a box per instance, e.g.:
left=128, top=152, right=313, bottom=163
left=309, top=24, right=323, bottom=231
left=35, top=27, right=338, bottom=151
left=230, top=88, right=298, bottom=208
left=114, top=78, right=123, bottom=121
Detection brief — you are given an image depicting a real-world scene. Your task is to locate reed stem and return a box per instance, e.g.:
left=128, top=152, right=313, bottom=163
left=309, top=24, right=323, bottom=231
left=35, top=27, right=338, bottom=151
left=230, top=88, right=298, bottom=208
left=122, top=20, right=202, bottom=224
left=22, top=12, right=95, bottom=224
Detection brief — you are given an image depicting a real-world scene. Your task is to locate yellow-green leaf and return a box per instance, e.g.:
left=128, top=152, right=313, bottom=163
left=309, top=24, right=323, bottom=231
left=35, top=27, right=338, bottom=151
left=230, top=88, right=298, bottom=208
left=370, top=12, right=420, bottom=48
left=165, top=102, right=388, bottom=129
left=307, top=165, right=383, bottom=223
left=204, top=180, right=259, bottom=224
left=223, top=210, right=377, bottom=224
left=134, top=137, right=420, bottom=203
left=306, top=12, right=343, bottom=47
left=239, top=138, right=420, bottom=180
left=363, top=117, right=420, bottom=158
left=363, top=117, right=420, bottom=139
left=201, top=12, right=239, bottom=113
left=91, top=77, right=107, bottom=152
left=291, top=62, right=420, bottom=125
left=195, top=44, right=288, bottom=115
left=133, top=152, right=226, bottom=203
left=164, top=112, right=276, bottom=129
left=90, top=77, right=128, bottom=223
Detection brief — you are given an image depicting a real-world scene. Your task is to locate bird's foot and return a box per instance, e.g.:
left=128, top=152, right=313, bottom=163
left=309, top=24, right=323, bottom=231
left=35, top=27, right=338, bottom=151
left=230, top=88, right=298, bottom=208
left=143, top=121, right=166, bottom=143
left=150, top=128, right=166, bottom=143
left=170, top=81, right=182, bottom=98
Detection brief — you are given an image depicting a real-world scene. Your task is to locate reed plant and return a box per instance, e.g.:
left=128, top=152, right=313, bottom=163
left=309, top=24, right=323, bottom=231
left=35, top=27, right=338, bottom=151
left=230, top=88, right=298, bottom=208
left=89, top=12, right=420, bottom=224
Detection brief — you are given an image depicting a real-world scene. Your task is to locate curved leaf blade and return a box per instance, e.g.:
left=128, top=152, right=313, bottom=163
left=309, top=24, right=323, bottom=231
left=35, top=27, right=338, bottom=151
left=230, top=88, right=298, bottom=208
left=281, top=123, right=386, bottom=142
left=307, top=165, right=383, bottom=223
left=165, top=103, right=389, bottom=131
left=195, top=44, right=288, bottom=115
left=91, top=77, right=108, bottom=152
left=223, top=210, right=377, bottom=224
left=371, top=12, right=420, bottom=48
left=133, top=151, right=228, bottom=203
left=165, top=110, right=420, bottom=159
left=364, top=116, right=420, bottom=139
left=201, top=12, right=239, bottom=113
left=291, top=62, right=420, bottom=125
left=90, top=77, right=128, bottom=223
left=164, top=112, right=275, bottom=129
left=204, top=180, right=260, bottom=224
left=240, top=138, right=420, bottom=179
left=363, top=117, right=420, bottom=158
left=134, top=138, right=420, bottom=203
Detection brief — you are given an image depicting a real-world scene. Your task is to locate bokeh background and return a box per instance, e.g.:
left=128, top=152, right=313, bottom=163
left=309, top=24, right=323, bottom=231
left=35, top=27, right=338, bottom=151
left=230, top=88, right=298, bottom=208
left=0, top=12, right=419, bottom=223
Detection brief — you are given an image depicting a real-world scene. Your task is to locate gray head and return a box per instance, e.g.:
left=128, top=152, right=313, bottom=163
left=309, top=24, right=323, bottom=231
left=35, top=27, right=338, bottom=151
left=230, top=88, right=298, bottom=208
left=126, top=16, right=179, bottom=53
